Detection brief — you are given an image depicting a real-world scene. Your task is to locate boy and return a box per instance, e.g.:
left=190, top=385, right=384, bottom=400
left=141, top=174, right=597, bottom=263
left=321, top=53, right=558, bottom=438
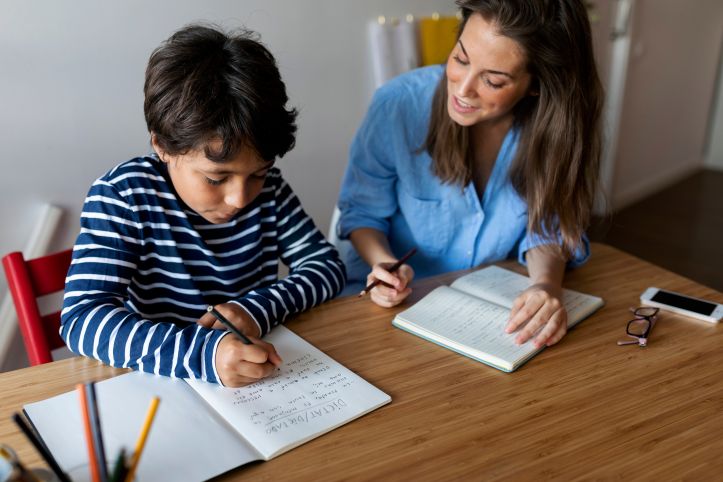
left=60, top=25, right=345, bottom=387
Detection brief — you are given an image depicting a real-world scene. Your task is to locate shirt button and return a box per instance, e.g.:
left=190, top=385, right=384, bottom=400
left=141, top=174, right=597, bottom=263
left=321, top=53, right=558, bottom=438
left=467, top=250, right=472, bottom=255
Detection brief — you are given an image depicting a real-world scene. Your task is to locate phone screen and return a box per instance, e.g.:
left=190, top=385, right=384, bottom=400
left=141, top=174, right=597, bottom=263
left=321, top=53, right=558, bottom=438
left=651, top=290, right=716, bottom=316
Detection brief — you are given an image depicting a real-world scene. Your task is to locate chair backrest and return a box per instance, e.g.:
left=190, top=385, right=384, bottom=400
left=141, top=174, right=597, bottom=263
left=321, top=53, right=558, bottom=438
left=2, top=249, right=73, bottom=366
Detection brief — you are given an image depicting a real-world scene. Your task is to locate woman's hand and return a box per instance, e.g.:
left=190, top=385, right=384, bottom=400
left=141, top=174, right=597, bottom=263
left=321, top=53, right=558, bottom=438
left=197, top=302, right=261, bottom=338
left=214, top=335, right=282, bottom=387
left=505, top=282, right=568, bottom=348
left=366, top=262, right=415, bottom=308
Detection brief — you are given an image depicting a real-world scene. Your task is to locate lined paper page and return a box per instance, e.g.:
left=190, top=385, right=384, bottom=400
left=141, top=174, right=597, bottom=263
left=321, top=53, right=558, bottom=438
left=394, top=286, right=538, bottom=370
left=450, top=266, right=604, bottom=325
left=186, top=326, right=391, bottom=460
left=450, top=266, right=529, bottom=308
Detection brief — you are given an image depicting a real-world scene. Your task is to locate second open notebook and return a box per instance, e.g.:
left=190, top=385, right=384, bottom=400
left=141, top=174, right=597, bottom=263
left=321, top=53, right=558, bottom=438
left=393, top=266, right=604, bottom=372
left=23, top=326, right=391, bottom=482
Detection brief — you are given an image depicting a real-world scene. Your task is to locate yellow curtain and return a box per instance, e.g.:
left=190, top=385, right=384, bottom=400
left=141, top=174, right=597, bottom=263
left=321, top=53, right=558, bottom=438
left=418, top=15, right=459, bottom=66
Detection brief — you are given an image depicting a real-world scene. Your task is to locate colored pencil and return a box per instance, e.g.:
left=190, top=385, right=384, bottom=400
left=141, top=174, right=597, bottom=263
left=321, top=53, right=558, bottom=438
left=124, top=397, right=160, bottom=482
left=86, top=383, right=109, bottom=482
left=77, top=384, right=102, bottom=482
left=110, top=448, right=127, bottom=482
left=11, top=412, right=71, bottom=482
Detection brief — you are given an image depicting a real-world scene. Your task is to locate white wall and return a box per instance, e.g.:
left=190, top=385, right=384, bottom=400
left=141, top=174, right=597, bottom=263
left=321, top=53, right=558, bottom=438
left=0, top=0, right=453, bottom=369
left=610, top=0, right=723, bottom=208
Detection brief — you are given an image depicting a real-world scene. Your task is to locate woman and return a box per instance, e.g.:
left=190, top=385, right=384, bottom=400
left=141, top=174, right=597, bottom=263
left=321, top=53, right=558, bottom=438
left=337, top=0, right=602, bottom=349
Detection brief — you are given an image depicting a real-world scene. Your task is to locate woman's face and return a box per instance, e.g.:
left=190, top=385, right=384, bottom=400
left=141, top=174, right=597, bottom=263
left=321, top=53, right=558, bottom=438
left=446, top=13, right=533, bottom=128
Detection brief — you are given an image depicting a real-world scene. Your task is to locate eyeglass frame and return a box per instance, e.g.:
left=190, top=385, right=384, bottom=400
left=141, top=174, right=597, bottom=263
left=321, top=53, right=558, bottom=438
left=617, top=306, right=660, bottom=347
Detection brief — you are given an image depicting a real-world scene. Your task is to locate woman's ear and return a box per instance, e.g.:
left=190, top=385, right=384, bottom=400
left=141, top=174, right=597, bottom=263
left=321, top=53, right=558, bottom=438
left=528, top=78, right=540, bottom=97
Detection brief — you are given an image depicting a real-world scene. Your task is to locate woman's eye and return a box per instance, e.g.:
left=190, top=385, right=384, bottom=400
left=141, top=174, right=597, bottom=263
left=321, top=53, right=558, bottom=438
left=485, top=79, right=504, bottom=89
left=453, top=54, right=469, bottom=65
left=205, top=177, right=225, bottom=186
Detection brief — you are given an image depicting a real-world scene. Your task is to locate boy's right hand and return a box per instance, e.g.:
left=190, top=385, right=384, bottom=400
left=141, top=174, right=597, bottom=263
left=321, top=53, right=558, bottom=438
left=366, top=262, right=414, bottom=308
left=215, top=335, right=282, bottom=387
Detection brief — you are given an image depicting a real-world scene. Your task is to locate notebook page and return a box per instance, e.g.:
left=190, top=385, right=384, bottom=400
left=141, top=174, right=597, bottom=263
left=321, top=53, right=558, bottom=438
left=24, top=371, right=258, bottom=482
left=186, top=326, right=391, bottom=460
left=450, top=266, right=604, bottom=324
left=395, top=286, right=539, bottom=369
left=450, top=266, right=531, bottom=308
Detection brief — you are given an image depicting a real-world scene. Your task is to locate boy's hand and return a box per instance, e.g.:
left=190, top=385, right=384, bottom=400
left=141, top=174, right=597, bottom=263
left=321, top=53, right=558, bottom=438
left=366, top=263, right=414, bottom=308
left=504, top=283, right=568, bottom=348
left=215, top=335, right=282, bottom=387
left=197, top=302, right=261, bottom=338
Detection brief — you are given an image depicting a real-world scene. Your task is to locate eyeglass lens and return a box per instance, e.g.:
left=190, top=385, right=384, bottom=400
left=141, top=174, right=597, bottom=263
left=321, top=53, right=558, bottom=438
left=633, top=307, right=659, bottom=318
left=627, top=318, right=651, bottom=336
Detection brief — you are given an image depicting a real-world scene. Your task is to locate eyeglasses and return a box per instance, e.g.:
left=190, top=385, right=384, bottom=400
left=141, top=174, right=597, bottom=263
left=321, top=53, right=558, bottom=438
left=617, top=307, right=659, bottom=347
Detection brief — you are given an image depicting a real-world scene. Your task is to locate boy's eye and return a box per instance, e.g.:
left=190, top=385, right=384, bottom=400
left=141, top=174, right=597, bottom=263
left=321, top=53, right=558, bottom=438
left=252, top=170, right=269, bottom=180
left=205, top=176, right=226, bottom=186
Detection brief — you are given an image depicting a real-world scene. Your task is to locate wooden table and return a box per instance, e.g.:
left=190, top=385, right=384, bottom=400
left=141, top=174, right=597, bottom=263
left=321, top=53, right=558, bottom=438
left=1, top=243, right=722, bottom=480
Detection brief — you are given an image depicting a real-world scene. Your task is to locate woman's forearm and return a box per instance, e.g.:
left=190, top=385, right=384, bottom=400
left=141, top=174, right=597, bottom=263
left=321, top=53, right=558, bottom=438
left=525, top=245, right=565, bottom=288
left=349, top=227, right=397, bottom=267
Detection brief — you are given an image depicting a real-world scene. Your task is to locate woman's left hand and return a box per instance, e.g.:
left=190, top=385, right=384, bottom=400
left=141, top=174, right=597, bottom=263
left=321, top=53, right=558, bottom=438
left=504, top=283, right=567, bottom=348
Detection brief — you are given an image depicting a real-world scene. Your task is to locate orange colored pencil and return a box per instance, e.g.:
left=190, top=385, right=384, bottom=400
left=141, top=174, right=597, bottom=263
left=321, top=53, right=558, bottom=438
left=77, top=384, right=101, bottom=482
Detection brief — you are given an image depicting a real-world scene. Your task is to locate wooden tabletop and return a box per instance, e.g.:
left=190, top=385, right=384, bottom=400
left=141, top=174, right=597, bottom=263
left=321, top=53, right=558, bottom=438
left=1, top=243, right=721, bottom=480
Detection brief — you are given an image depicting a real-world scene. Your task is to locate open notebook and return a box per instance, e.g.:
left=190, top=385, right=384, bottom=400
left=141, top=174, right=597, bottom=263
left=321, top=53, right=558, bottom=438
left=23, top=326, right=390, bottom=482
left=393, top=266, right=604, bottom=372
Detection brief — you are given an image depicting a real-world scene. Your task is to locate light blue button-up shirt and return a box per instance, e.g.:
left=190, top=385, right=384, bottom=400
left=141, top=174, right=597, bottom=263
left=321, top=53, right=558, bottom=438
left=337, top=65, right=588, bottom=288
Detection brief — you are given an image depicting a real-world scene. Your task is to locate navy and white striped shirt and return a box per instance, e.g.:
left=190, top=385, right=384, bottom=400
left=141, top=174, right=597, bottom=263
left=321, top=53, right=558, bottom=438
left=61, top=156, right=345, bottom=384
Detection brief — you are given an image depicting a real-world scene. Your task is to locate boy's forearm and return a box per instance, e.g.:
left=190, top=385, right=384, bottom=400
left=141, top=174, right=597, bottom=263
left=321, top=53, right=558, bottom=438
left=233, top=255, right=345, bottom=335
left=61, top=297, right=226, bottom=383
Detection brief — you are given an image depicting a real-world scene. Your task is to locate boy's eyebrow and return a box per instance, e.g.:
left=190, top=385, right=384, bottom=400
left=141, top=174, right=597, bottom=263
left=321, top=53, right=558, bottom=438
left=457, top=40, right=514, bottom=78
left=204, top=161, right=274, bottom=175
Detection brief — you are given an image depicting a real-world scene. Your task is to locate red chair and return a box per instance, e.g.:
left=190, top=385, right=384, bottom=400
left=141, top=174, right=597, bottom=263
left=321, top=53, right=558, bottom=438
left=2, top=249, right=73, bottom=366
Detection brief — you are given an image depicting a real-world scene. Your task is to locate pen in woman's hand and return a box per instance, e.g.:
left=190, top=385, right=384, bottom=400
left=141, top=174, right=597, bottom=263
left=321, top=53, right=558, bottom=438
left=358, top=247, right=417, bottom=297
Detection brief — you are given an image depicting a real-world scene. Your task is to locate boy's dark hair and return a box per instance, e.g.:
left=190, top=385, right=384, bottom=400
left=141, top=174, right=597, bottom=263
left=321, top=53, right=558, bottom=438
left=144, top=24, right=297, bottom=162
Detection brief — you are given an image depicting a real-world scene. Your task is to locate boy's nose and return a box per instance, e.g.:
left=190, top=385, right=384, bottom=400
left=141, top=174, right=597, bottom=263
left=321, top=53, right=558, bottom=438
left=224, top=182, right=248, bottom=210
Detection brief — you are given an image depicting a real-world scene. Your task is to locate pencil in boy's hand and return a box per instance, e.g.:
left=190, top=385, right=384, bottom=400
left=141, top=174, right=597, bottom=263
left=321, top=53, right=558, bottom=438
left=11, top=412, right=72, bottom=482
left=124, top=397, right=160, bottom=482
left=206, top=306, right=253, bottom=345
left=358, top=247, right=418, bottom=297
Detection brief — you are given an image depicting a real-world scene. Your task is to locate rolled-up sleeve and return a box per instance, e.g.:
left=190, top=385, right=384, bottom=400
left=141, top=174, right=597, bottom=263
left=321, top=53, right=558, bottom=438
left=517, top=230, right=591, bottom=268
left=337, top=89, right=399, bottom=240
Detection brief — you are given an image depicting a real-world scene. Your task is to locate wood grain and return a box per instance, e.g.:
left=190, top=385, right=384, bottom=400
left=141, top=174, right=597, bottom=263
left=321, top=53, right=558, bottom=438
left=1, top=243, right=721, bottom=480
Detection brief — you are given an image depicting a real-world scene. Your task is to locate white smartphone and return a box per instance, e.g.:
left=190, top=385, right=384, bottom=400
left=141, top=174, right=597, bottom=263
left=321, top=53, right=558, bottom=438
left=640, top=287, right=723, bottom=323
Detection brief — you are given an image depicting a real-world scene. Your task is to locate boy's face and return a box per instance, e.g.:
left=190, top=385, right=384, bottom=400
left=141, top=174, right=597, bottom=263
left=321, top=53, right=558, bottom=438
left=154, top=138, right=273, bottom=224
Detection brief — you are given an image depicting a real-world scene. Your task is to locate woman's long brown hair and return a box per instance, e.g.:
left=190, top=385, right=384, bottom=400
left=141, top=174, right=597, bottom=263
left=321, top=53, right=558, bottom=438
left=423, top=0, right=603, bottom=258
